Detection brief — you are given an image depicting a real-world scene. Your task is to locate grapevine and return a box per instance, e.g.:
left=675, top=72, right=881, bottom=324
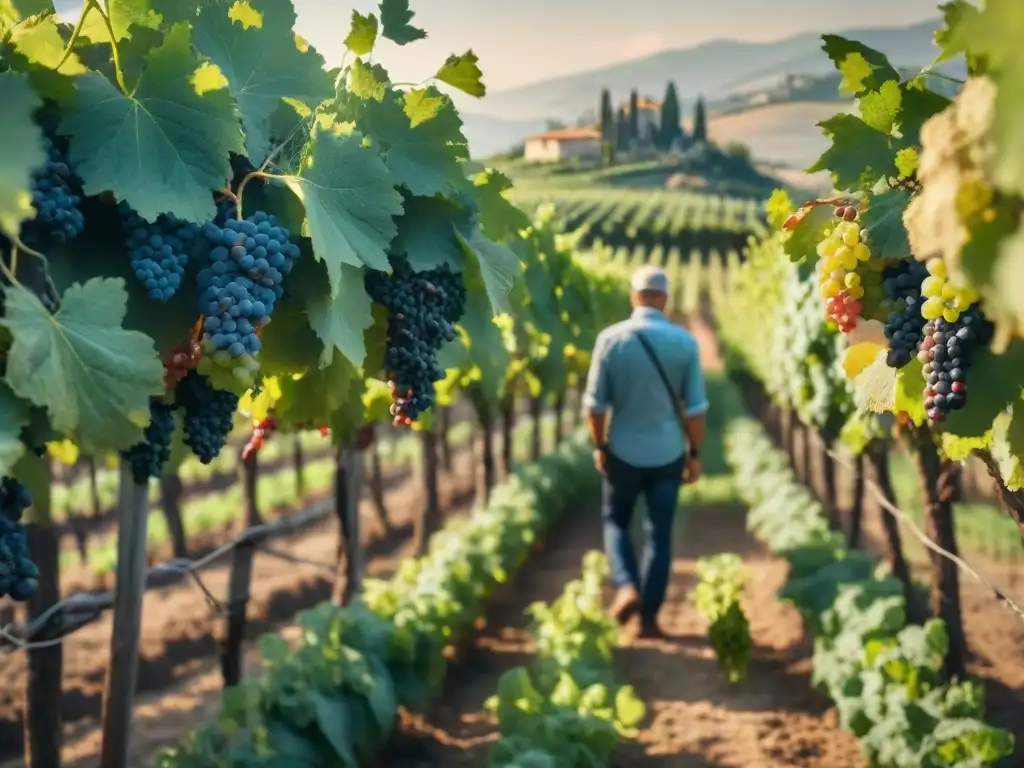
left=175, top=371, right=239, bottom=464
left=119, top=204, right=200, bottom=301
left=121, top=399, right=177, bottom=483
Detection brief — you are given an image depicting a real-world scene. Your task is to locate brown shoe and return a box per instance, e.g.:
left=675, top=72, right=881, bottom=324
left=636, top=619, right=667, bottom=640
left=609, top=585, right=640, bottom=624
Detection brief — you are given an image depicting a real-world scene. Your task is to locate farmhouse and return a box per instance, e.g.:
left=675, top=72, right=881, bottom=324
left=523, top=127, right=602, bottom=163
left=624, top=96, right=660, bottom=138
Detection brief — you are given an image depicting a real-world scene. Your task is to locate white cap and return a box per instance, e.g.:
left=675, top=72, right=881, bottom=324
left=630, top=265, right=669, bottom=294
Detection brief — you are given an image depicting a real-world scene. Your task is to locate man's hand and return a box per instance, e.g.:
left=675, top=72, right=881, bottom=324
left=683, top=456, right=701, bottom=484
left=593, top=448, right=607, bottom=474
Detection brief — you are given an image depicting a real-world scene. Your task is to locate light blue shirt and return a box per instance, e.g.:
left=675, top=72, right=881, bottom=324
left=583, top=307, right=709, bottom=468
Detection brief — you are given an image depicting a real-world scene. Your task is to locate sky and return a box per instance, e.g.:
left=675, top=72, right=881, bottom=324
left=54, top=0, right=943, bottom=92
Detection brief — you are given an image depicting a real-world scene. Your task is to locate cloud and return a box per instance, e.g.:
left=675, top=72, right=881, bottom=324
left=618, top=31, right=670, bottom=60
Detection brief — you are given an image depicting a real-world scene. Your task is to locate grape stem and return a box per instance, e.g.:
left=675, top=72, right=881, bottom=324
left=1, top=237, right=62, bottom=313
left=53, top=2, right=93, bottom=73
left=233, top=170, right=274, bottom=219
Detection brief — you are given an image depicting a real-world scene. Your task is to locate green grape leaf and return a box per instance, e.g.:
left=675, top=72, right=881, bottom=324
left=192, top=0, right=333, bottom=165
left=58, top=22, right=243, bottom=223
left=807, top=114, right=896, bottom=191
left=862, top=189, right=911, bottom=260
left=765, top=188, right=794, bottom=230
left=941, top=431, right=989, bottom=461
left=79, top=0, right=160, bottom=42
left=895, top=148, right=919, bottom=179
left=0, top=0, right=54, bottom=31
left=859, top=80, right=901, bottom=134
left=394, top=195, right=467, bottom=271
left=354, top=87, right=469, bottom=198
left=349, top=58, right=387, bottom=102
left=896, top=82, right=950, bottom=149
left=894, top=358, right=926, bottom=425
left=276, top=356, right=364, bottom=428
left=278, top=125, right=403, bottom=292
left=782, top=202, right=833, bottom=263
left=944, top=339, right=1024, bottom=438
left=1, top=279, right=164, bottom=454
left=362, top=303, right=388, bottom=375
left=307, top=263, right=374, bottom=368
left=459, top=285, right=509, bottom=391
left=257, top=304, right=324, bottom=374
left=470, top=168, right=530, bottom=242
left=378, top=0, right=425, bottom=45
left=457, top=226, right=520, bottom=314
left=933, top=0, right=982, bottom=68
left=435, top=50, right=485, bottom=98
left=0, top=71, right=43, bottom=239
left=344, top=9, right=378, bottom=55
left=990, top=405, right=1024, bottom=490
left=0, top=382, right=29, bottom=477
left=4, top=13, right=89, bottom=101
left=821, top=35, right=901, bottom=96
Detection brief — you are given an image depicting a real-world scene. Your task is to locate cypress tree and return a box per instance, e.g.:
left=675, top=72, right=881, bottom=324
left=692, top=95, right=708, bottom=143
left=628, top=90, right=639, bottom=143
left=599, top=88, right=614, bottom=143
left=659, top=82, right=682, bottom=149
left=615, top=107, right=629, bottom=152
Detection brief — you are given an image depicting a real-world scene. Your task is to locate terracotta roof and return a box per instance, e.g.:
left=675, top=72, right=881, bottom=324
left=526, top=127, right=601, bottom=142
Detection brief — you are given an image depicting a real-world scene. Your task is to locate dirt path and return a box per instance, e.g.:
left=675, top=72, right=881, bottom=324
left=615, top=506, right=862, bottom=767
left=0, top=450, right=478, bottom=766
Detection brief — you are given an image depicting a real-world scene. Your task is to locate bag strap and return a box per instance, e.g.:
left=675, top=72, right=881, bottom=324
left=635, top=332, right=687, bottom=436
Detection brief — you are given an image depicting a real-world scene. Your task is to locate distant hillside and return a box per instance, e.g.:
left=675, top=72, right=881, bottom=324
left=468, top=17, right=957, bottom=125
left=460, top=113, right=549, bottom=159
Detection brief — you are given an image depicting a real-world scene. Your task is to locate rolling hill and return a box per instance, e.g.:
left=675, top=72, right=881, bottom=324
left=460, top=16, right=961, bottom=157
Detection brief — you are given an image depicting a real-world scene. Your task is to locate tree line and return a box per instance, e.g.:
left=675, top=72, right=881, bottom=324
left=598, top=82, right=707, bottom=161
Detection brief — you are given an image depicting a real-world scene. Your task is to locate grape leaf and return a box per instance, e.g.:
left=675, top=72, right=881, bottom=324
left=852, top=351, right=895, bottom=413
left=781, top=202, right=833, bottom=263
left=354, top=87, right=469, bottom=198
left=394, top=195, right=467, bottom=271
left=941, top=431, right=990, bottom=461
left=277, top=356, right=364, bottom=431
left=894, top=358, right=926, bottom=425
left=457, top=226, right=520, bottom=315
left=5, top=13, right=89, bottom=101
left=58, top=23, right=243, bottom=224
left=469, top=168, right=530, bottom=242
left=344, top=10, right=378, bottom=55
left=307, top=263, right=374, bottom=368
left=990, top=405, right=1024, bottom=490
left=859, top=81, right=901, bottom=134
left=0, top=278, right=164, bottom=453
left=79, top=0, right=160, bottom=42
left=896, top=83, right=950, bottom=149
left=278, top=125, right=402, bottom=292
left=459, top=286, right=509, bottom=394
left=765, top=188, right=794, bottom=231
left=932, top=0, right=981, bottom=68
left=862, top=189, right=911, bottom=260
left=378, top=0, right=425, bottom=45
left=843, top=342, right=884, bottom=379
left=0, top=0, right=54, bottom=31
left=807, top=114, right=896, bottom=191
left=0, top=382, right=29, bottom=477
left=257, top=305, right=324, bottom=374
left=350, top=58, right=387, bottom=102
left=821, top=35, right=901, bottom=96
left=435, top=50, right=485, bottom=98
left=0, top=71, right=43, bottom=239
left=192, top=0, right=332, bottom=165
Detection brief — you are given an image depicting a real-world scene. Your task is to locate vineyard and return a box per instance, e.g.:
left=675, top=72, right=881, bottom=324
left=0, top=0, right=1022, bottom=767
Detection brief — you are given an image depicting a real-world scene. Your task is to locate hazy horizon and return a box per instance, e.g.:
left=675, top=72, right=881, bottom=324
left=52, top=0, right=942, bottom=94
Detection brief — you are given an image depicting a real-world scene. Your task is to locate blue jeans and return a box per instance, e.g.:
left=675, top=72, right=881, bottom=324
left=602, top=452, right=684, bottom=622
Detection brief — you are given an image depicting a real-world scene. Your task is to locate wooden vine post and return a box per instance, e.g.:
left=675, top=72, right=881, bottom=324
left=332, top=440, right=365, bottom=605
left=21, top=454, right=60, bottom=768
left=865, top=440, right=918, bottom=620
left=500, top=391, right=516, bottom=476
left=529, top=395, right=543, bottom=461
left=846, top=451, right=866, bottom=549
left=292, top=432, right=305, bottom=498
left=87, top=455, right=101, bottom=519
left=220, top=449, right=261, bottom=687
left=414, top=420, right=441, bottom=555
left=158, top=472, right=189, bottom=559
left=553, top=391, right=566, bottom=446
left=911, top=428, right=968, bottom=680
left=438, top=407, right=453, bottom=472
left=478, top=412, right=496, bottom=504
left=99, top=463, right=152, bottom=768
left=367, top=440, right=390, bottom=535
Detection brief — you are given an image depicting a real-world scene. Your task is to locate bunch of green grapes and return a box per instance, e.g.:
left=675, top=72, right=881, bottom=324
left=707, top=603, right=751, bottom=683
left=920, top=256, right=978, bottom=323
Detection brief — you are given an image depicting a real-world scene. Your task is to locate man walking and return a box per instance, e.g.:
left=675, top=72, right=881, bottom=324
left=582, top=265, right=708, bottom=639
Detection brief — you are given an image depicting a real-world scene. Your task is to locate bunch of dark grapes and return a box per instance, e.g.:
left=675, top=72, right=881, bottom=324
left=20, top=136, right=85, bottom=246
left=365, top=259, right=466, bottom=425
left=121, top=400, right=177, bottom=483
left=0, top=477, right=38, bottom=601
left=174, top=370, right=239, bottom=463
left=707, top=603, right=751, bottom=683
left=881, top=260, right=929, bottom=369
left=919, top=304, right=993, bottom=422
left=119, top=204, right=200, bottom=301
left=196, top=211, right=300, bottom=385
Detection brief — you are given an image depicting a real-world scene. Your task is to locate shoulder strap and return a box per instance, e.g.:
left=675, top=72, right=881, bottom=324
left=635, top=332, right=687, bottom=434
